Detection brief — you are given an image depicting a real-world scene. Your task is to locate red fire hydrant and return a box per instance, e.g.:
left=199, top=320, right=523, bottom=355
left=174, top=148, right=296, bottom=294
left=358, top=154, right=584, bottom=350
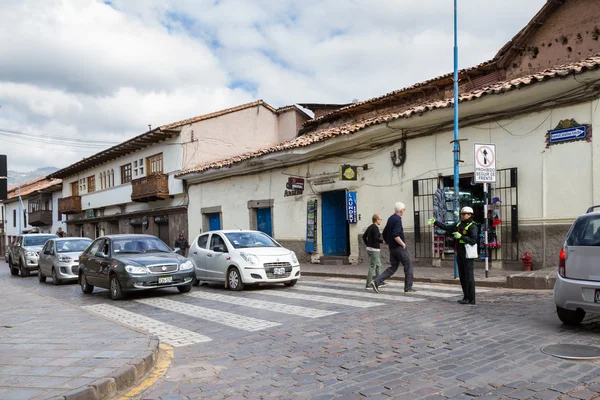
left=521, top=252, right=533, bottom=271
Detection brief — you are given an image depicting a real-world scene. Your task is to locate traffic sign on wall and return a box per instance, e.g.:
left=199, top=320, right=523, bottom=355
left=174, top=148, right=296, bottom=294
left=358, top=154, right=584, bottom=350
left=474, top=143, right=496, bottom=183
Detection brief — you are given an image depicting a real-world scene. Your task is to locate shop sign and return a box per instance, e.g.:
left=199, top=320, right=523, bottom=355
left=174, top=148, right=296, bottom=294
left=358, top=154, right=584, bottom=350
left=305, top=199, right=318, bottom=253
left=346, top=191, right=357, bottom=224
left=84, top=209, right=95, bottom=219
left=285, top=177, right=304, bottom=197
left=339, top=165, right=358, bottom=181
left=154, top=215, right=169, bottom=224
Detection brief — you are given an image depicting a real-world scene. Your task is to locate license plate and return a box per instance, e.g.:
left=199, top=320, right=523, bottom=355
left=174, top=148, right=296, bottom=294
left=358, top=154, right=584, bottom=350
left=158, top=276, right=173, bottom=284
left=273, top=268, right=285, bottom=275
left=595, top=289, right=600, bottom=303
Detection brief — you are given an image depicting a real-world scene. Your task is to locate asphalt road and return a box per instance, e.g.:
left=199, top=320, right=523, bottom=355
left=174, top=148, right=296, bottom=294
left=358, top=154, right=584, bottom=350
left=3, top=265, right=600, bottom=400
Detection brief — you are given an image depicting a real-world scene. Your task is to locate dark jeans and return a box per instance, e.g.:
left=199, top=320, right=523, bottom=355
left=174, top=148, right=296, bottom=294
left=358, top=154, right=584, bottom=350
left=457, top=252, right=475, bottom=301
left=374, top=247, right=413, bottom=290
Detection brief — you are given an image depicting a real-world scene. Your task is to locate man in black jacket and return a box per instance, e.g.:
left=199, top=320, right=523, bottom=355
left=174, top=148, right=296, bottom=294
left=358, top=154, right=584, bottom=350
left=428, top=206, right=479, bottom=304
left=362, top=214, right=384, bottom=289
left=371, top=202, right=416, bottom=293
left=174, top=233, right=190, bottom=257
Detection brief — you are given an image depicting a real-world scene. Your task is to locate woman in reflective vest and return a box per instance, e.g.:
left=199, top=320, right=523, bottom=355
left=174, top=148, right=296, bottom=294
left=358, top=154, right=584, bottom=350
left=428, top=206, right=479, bottom=305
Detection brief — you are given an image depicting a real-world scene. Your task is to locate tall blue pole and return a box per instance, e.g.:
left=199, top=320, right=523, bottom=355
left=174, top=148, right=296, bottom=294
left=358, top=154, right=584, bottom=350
left=453, top=0, right=460, bottom=279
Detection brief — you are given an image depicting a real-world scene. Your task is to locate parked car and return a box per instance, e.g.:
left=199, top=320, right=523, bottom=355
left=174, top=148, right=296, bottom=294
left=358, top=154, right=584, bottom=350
left=554, top=205, right=600, bottom=325
left=38, top=238, right=93, bottom=285
left=78, top=234, right=195, bottom=300
left=7, top=234, right=58, bottom=277
left=189, top=230, right=301, bottom=290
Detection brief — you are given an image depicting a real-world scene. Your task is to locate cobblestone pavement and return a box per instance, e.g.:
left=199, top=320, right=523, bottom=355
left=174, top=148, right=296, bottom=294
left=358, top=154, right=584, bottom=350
left=3, top=268, right=600, bottom=400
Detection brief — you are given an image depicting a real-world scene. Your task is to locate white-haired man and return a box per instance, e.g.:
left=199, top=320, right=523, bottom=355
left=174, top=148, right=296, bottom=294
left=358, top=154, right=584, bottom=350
left=370, top=202, right=416, bottom=293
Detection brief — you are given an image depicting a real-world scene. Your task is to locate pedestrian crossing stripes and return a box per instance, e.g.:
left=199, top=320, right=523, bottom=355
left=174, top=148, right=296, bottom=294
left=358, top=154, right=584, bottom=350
left=326, top=278, right=491, bottom=293
left=135, top=297, right=281, bottom=331
left=185, top=291, right=338, bottom=318
left=82, top=304, right=212, bottom=347
left=301, top=281, right=460, bottom=299
left=291, top=285, right=425, bottom=302
left=256, top=289, right=386, bottom=308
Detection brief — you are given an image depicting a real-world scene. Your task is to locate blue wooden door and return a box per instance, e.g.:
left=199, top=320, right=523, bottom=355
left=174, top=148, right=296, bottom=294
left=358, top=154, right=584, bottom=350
left=321, top=191, right=348, bottom=256
left=208, top=213, right=221, bottom=231
left=256, top=208, right=273, bottom=237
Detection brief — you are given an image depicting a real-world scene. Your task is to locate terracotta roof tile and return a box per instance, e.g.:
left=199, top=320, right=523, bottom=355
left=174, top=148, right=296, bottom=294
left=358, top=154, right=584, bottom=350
left=176, top=54, right=600, bottom=178
left=5, top=177, right=62, bottom=201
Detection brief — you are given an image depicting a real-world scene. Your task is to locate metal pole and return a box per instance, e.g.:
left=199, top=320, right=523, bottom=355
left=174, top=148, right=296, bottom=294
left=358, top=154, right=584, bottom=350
left=453, top=0, right=460, bottom=279
left=17, top=183, right=22, bottom=235
left=484, top=182, right=489, bottom=278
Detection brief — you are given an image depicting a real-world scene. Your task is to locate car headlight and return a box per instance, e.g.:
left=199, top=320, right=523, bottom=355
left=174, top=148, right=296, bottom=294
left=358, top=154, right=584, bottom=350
left=240, top=252, right=259, bottom=265
left=26, top=251, right=38, bottom=257
left=125, top=265, right=147, bottom=274
left=180, top=260, right=194, bottom=271
left=58, top=256, right=72, bottom=263
left=290, top=252, right=299, bottom=264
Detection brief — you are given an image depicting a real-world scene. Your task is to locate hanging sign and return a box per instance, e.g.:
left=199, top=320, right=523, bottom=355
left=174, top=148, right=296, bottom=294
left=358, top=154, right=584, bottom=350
left=474, top=143, right=496, bottom=183
left=346, top=191, right=358, bottom=224
left=305, top=199, right=318, bottom=253
left=284, top=177, right=304, bottom=197
left=339, top=165, right=358, bottom=181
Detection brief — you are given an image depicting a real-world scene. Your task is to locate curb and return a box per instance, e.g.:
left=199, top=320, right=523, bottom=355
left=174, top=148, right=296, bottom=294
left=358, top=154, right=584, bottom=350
left=56, top=336, right=161, bottom=400
left=506, top=272, right=557, bottom=290
left=302, top=272, right=507, bottom=288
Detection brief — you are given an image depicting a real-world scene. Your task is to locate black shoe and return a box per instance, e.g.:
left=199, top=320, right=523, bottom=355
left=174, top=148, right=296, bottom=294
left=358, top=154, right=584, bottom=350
left=457, top=299, right=469, bottom=304
left=370, top=281, right=380, bottom=293
left=378, top=281, right=387, bottom=287
left=468, top=300, right=476, bottom=305
left=404, top=288, right=417, bottom=293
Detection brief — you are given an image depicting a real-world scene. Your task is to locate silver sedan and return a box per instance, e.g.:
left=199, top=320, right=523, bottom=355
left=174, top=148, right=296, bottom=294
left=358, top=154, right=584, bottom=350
left=38, top=238, right=93, bottom=285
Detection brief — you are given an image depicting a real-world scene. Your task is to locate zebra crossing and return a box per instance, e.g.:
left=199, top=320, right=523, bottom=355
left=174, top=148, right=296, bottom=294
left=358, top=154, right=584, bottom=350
left=80, top=279, right=483, bottom=348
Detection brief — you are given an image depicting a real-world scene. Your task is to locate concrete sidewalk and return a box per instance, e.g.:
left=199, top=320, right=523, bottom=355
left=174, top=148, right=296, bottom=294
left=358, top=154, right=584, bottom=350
left=300, top=263, right=557, bottom=290
left=0, top=280, right=159, bottom=400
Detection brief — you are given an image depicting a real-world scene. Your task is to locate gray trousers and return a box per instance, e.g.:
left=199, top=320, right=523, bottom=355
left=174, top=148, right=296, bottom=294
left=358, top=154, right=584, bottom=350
left=374, top=247, right=414, bottom=290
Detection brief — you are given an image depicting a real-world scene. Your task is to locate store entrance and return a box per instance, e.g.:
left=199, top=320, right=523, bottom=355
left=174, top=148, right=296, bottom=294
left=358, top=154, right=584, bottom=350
left=442, top=175, right=485, bottom=223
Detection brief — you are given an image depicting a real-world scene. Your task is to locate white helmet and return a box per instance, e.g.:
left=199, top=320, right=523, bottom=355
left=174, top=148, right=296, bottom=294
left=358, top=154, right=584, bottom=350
left=460, top=206, right=474, bottom=214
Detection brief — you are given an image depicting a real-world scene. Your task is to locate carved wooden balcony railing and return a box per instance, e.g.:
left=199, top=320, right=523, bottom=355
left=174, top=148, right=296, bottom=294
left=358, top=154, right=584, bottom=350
left=58, top=196, right=82, bottom=214
left=131, top=173, right=170, bottom=202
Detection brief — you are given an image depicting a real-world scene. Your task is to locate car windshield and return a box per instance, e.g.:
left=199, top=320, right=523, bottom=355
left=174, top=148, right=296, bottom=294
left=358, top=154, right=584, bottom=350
left=113, top=237, right=172, bottom=254
left=56, top=239, right=92, bottom=253
left=23, top=236, right=56, bottom=246
left=567, top=214, right=600, bottom=246
left=225, top=232, right=279, bottom=249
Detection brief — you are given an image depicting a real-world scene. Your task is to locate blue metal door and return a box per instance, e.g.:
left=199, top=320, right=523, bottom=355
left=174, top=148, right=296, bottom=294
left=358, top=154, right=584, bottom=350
left=256, top=208, right=273, bottom=237
left=321, top=191, right=348, bottom=256
left=208, top=213, right=221, bottom=231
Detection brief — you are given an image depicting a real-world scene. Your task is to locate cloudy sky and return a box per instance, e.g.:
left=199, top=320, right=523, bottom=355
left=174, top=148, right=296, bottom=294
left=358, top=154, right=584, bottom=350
left=0, top=0, right=546, bottom=172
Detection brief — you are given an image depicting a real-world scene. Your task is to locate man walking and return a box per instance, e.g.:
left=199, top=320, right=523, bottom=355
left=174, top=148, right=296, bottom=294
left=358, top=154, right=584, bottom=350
left=362, top=214, right=384, bottom=290
left=428, top=206, right=478, bottom=304
left=174, top=233, right=190, bottom=257
left=371, top=202, right=416, bottom=293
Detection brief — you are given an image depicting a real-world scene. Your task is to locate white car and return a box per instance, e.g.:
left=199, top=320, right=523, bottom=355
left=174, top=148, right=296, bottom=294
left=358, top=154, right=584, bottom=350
left=189, top=230, right=301, bottom=290
left=554, top=206, right=600, bottom=325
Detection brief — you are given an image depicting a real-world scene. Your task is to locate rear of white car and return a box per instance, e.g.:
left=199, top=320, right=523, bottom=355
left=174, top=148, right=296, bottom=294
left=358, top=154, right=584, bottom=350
left=554, top=208, right=600, bottom=325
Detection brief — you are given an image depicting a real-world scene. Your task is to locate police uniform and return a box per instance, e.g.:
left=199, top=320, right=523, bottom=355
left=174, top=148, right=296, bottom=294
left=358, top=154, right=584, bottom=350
left=433, top=212, right=479, bottom=304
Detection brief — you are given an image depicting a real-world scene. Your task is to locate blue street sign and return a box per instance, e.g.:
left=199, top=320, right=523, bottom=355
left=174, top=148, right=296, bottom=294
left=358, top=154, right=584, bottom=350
left=549, top=126, right=587, bottom=143
left=346, top=191, right=357, bottom=224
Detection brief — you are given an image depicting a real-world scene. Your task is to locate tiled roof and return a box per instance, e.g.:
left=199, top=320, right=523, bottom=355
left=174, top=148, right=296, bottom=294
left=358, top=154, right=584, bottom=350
left=176, top=54, right=600, bottom=178
left=275, top=104, right=312, bottom=119
left=161, top=100, right=277, bottom=130
left=5, top=177, right=62, bottom=201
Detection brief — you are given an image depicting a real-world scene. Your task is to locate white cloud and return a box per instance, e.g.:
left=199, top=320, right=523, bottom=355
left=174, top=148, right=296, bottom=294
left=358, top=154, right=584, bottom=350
left=0, top=0, right=546, bottom=172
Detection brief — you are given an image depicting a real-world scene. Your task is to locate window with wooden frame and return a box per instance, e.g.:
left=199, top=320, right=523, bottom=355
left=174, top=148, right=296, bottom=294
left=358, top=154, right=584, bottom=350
left=87, top=176, right=96, bottom=193
left=147, top=153, right=164, bottom=175
left=121, top=163, right=132, bottom=184
left=71, top=181, right=79, bottom=196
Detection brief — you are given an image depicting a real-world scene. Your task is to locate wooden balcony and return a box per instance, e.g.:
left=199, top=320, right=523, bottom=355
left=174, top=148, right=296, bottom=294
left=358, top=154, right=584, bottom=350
left=58, top=196, right=82, bottom=214
left=131, top=173, right=170, bottom=202
left=28, top=210, right=53, bottom=226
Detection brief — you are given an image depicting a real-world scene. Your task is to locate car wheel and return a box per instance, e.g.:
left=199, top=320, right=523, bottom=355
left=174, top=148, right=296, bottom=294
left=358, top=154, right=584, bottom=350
left=557, top=306, right=585, bottom=325
left=284, top=279, right=298, bottom=287
left=192, top=276, right=200, bottom=287
left=38, top=269, right=46, bottom=283
left=80, top=272, right=94, bottom=294
left=9, top=258, right=18, bottom=276
left=52, top=267, right=62, bottom=285
left=227, top=267, right=245, bottom=291
left=19, top=260, right=30, bottom=277
left=178, top=285, right=192, bottom=293
left=110, top=274, right=124, bottom=300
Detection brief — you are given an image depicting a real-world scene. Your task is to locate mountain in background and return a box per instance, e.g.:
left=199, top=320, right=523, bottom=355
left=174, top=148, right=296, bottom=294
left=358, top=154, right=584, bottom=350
left=7, top=167, right=59, bottom=188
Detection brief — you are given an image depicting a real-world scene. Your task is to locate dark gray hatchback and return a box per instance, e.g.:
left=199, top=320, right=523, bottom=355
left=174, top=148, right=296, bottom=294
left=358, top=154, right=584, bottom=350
left=78, top=234, right=195, bottom=300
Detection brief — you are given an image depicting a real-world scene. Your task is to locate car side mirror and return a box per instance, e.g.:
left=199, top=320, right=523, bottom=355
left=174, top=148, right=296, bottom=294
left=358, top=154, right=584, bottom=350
left=173, top=247, right=181, bottom=253
left=95, top=251, right=107, bottom=258
left=44, top=250, right=52, bottom=255
left=213, top=245, right=225, bottom=253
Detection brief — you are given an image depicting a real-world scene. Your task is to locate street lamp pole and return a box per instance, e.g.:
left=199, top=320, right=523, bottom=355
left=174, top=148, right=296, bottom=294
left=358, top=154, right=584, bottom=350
left=452, top=0, right=460, bottom=279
